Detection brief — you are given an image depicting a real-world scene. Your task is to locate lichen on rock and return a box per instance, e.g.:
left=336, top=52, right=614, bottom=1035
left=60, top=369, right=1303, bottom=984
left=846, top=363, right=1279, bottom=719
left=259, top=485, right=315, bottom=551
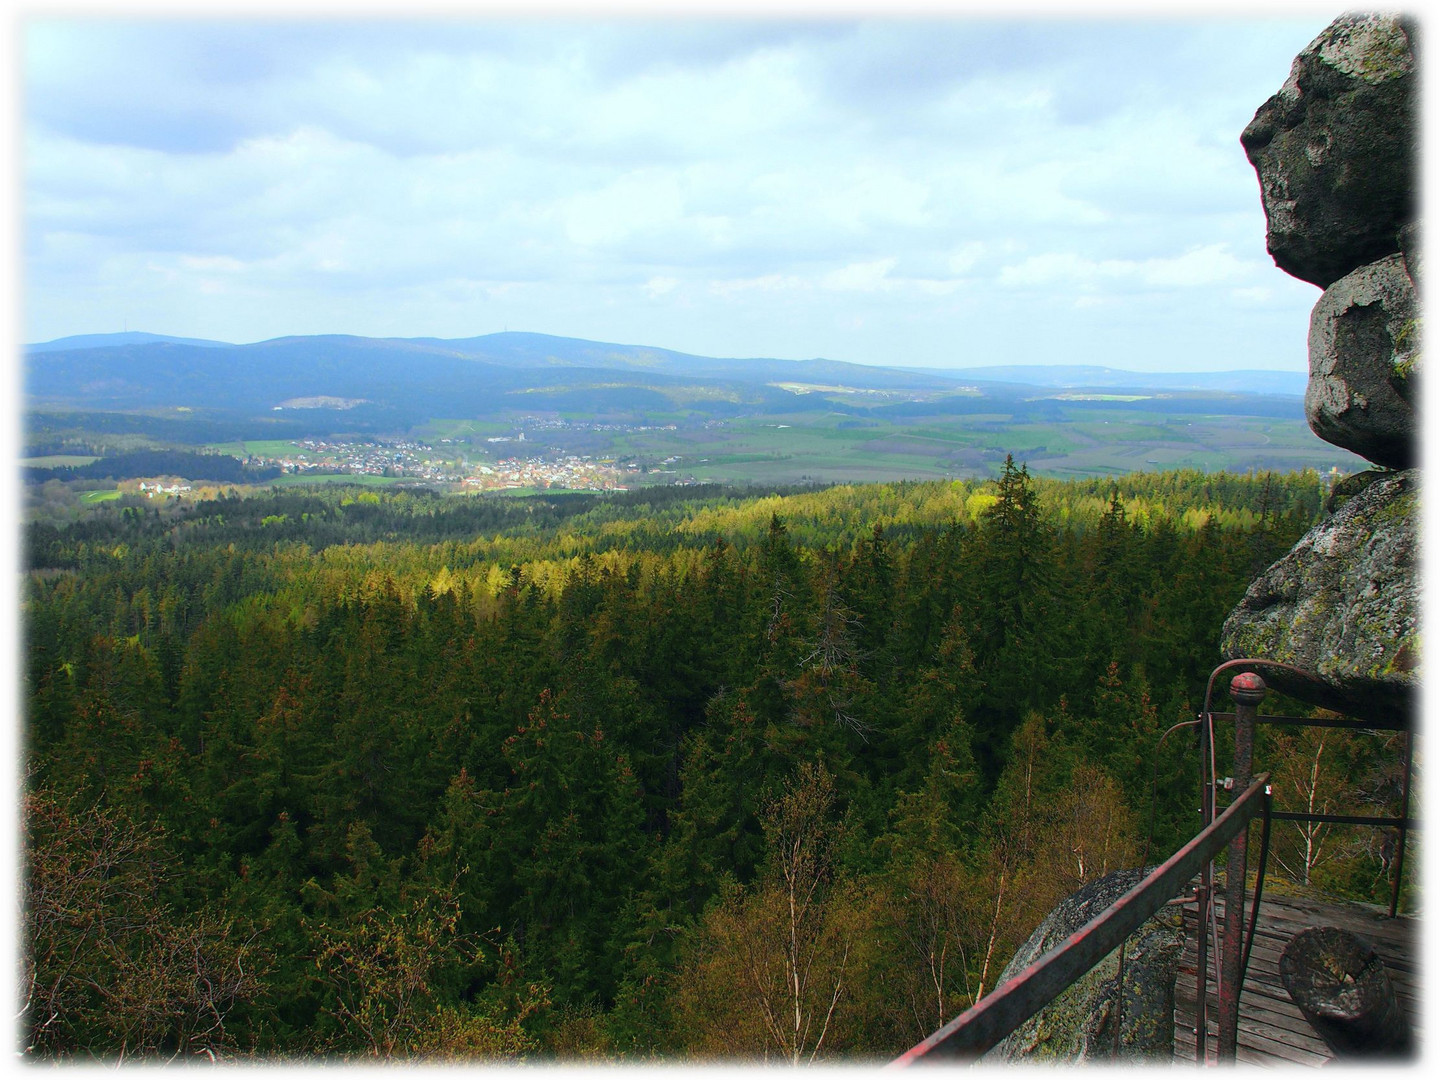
left=981, top=868, right=1185, bottom=1064
left=1220, top=469, right=1418, bottom=724
left=1305, top=253, right=1419, bottom=469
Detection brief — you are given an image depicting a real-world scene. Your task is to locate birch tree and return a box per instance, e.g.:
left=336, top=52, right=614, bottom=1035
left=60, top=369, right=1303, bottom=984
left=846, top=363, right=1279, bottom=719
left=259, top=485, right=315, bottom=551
left=672, top=762, right=865, bottom=1062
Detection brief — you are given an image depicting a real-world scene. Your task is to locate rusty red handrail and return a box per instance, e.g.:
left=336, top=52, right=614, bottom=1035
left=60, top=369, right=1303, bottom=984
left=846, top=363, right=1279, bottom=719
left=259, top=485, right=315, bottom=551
left=889, top=772, right=1272, bottom=1067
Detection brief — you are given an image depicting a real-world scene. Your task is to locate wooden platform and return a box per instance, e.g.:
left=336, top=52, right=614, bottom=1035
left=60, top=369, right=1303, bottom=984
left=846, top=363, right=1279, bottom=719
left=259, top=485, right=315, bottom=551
left=1172, top=889, right=1421, bottom=1066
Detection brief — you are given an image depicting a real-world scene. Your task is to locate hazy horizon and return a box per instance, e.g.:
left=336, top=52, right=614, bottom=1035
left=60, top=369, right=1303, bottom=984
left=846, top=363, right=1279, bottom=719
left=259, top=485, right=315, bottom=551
left=22, top=326, right=1314, bottom=378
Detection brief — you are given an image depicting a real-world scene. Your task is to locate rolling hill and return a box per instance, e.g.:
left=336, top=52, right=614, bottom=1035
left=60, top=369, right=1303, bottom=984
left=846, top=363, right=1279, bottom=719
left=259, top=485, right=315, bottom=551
left=26, top=330, right=1306, bottom=421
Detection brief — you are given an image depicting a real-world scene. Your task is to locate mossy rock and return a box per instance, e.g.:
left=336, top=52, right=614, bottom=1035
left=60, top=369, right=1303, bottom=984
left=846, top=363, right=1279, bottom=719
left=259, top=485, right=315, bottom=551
left=1306, top=254, right=1418, bottom=468
left=982, top=868, right=1186, bottom=1064
left=1222, top=469, right=1418, bottom=723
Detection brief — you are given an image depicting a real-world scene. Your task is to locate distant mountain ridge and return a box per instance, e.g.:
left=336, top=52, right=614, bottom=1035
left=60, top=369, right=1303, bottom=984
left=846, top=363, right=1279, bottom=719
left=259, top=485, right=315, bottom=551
left=27, top=331, right=235, bottom=352
left=26, top=330, right=1307, bottom=397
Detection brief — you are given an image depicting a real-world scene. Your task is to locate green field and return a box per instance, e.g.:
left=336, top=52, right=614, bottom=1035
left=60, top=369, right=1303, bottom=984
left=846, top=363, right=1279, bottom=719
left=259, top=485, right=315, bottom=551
left=47, top=395, right=1370, bottom=499
left=414, top=419, right=514, bottom=441
left=598, top=408, right=1366, bottom=486
left=206, top=439, right=315, bottom=458
left=22, top=455, right=100, bottom=467
left=244, top=439, right=306, bottom=457
left=79, top=489, right=121, bottom=503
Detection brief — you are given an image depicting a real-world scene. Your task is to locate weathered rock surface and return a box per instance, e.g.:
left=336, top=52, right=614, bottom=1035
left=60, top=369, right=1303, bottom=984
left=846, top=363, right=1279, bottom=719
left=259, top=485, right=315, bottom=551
left=1397, top=221, right=1421, bottom=296
left=1240, top=14, right=1417, bottom=288
left=1324, top=467, right=1390, bottom=515
left=1220, top=469, right=1417, bottom=724
left=1306, top=253, right=1419, bottom=469
left=982, top=868, right=1185, bottom=1063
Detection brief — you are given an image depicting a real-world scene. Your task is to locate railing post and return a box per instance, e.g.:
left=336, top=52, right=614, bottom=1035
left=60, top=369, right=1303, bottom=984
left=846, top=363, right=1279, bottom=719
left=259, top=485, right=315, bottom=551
left=1217, top=672, right=1264, bottom=1063
left=1390, top=730, right=1414, bottom=918
left=1195, top=702, right=1219, bottom=1063
left=1193, top=875, right=1210, bottom=1063
left=1195, top=727, right=1212, bottom=1064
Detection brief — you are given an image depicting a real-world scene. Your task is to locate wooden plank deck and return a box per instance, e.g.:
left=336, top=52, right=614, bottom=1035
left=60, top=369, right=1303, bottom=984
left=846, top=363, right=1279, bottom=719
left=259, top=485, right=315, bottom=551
left=1172, top=889, right=1421, bottom=1066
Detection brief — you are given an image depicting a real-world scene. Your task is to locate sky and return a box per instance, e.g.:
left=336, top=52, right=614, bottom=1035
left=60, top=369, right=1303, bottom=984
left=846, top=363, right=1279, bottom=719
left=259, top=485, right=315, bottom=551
left=19, top=5, right=1343, bottom=372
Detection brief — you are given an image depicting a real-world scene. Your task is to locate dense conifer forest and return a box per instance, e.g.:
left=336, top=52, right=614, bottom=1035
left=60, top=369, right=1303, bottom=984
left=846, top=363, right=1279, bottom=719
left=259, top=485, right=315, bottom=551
left=21, top=463, right=1411, bottom=1061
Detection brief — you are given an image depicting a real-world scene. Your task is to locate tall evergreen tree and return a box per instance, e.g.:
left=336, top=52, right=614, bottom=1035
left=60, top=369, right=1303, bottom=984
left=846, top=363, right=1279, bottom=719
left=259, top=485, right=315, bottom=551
left=968, top=456, right=1056, bottom=770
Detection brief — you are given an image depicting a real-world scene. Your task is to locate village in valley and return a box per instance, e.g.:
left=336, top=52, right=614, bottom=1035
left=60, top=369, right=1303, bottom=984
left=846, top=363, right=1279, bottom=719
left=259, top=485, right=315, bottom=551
left=245, top=425, right=643, bottom=492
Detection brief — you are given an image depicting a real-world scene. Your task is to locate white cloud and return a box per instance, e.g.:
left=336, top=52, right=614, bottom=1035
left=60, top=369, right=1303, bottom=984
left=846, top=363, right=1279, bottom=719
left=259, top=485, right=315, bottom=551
left=947, top=242, right=985, bottom=274
left=998, top=251, right=1095, bottom=289
left=557, top=170, right=686, bottom=249
left=22, top=17, right=1330, bottom=371
left=998, top=243, right=1255, bottom=293
left=1231, top=285, right=1273, bottom=305
left=1136, top=244, right=1250, bottom=288
left=821, top=257, right=897, bottom=292
left=709, top=273, right=807, bottom=299
left=574, top=43, right=818, bottom=159
left=178, top=255, right=248, bottom=273
left=909, top=278, right=965, bottom=297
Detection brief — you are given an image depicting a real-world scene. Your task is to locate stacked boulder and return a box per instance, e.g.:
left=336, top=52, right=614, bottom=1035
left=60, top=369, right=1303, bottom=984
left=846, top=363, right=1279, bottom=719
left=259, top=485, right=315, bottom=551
left=1221, top=13, right=1420, bottom=724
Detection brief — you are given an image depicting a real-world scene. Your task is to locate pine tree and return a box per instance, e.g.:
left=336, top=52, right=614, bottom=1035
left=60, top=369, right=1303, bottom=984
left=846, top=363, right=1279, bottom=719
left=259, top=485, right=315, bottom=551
left=470, top=689, right=647, bottom=1006
left=969, top=456, right=1056, bottom=769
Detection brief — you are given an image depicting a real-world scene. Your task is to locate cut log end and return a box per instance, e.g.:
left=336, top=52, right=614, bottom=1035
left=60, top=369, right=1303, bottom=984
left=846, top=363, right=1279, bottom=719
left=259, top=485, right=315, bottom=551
left=1278, top=926, right=1413, bottom=1059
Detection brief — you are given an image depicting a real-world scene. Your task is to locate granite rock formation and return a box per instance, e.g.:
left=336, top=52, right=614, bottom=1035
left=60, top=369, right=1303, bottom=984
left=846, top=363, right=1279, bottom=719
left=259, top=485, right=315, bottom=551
left=1306, top=253, right=1419, bottom=469
left=982, top=868, right=1185, bottom=1063
left=1240, top=14, right=1417, bottom=289
left=1223, top=12, right=1419, bottom=718
left=1221, top=468, right=1418, bottom=724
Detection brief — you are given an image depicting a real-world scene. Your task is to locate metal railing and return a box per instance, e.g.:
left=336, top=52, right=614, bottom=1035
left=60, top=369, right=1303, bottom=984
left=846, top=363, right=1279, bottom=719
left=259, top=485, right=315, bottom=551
left=1200, top=710, right=1415, bottom=918
left=1193, top=664, right=1417, bottom=1062
left=889, top=772, right=1273, bottom=1065
left=893, top=660, right=1418, bottom=1067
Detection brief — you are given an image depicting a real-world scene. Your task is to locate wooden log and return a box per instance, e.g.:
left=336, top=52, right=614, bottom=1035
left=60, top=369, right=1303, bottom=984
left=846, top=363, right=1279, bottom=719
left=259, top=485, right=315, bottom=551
left=1277, top=926, right=1413, bottom=1059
